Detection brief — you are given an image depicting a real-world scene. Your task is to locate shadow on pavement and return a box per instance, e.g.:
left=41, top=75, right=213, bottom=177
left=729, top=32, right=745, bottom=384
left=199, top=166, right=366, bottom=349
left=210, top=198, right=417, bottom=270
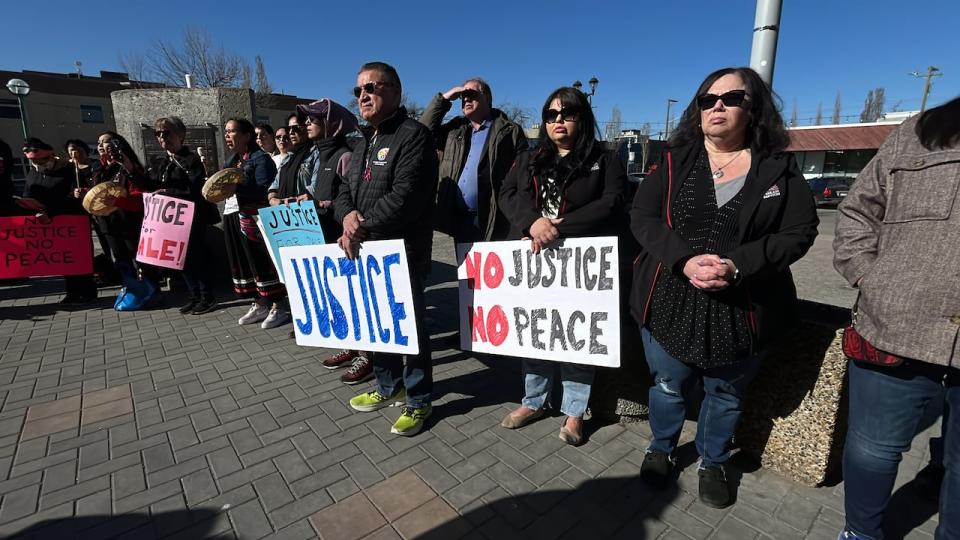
left=418, top=476, right=682, bottom=539
left=7, top=508, right=221, bottom=539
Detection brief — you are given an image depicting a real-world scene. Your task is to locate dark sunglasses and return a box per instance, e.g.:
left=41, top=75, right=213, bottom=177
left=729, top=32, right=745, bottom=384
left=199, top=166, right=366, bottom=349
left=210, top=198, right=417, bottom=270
left=543, top=107, right=581, bottom=124
left=154, top=130, right=171, bottom=138
left=696, top=90, right=749, bottom=110
left=352, top=81, right=394, bottom=98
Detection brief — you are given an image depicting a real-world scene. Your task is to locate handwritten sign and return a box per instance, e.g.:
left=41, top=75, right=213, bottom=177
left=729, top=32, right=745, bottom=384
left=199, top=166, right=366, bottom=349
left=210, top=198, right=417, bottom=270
left=258, top=202, right=326, bottom=282
left=0, top=215, right=93, bottom=278
left=136, top=193, right=195, bottom=270
left=457, top=238, right=620, bottom=368
left=280, top=240, right=419, bottom=355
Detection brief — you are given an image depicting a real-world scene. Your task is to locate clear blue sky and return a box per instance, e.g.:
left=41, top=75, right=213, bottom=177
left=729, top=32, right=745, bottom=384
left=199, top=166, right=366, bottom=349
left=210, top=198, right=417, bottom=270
left=2, top=0, right=957, bottom=131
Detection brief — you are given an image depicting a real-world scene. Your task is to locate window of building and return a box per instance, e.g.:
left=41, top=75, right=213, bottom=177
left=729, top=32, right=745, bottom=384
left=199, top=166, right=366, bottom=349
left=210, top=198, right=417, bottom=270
left=0, top=99, right=21, bottom=119
left=80, top=105, right=104, bottom=124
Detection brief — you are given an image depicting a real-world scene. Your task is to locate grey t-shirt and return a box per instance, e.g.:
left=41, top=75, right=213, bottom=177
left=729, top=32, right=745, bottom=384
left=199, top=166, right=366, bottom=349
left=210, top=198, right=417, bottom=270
left=715, top=174, right=746, bottom=207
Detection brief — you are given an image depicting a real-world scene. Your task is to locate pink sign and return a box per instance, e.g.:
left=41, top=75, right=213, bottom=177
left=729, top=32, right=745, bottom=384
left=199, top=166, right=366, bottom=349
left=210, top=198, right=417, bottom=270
left=136, top=193, right=195, bottom=270
left=0, top=215, right=93, bottom=278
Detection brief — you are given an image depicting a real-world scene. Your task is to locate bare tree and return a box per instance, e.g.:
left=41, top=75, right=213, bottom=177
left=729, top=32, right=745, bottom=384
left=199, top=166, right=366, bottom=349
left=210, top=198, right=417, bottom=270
left=496, top=102, right=534, bottom=127
left=118, top=52, right=148, bottom=86
left=604, top=106, right=623, bottom=141
left=790, top=98, right=798, bottom=127
left=860, top=87, right=886, bottom=123
left=253, top=56, right=274, bottom=109
left=401, top=95, right=423, bottom=120
left=133, top=27, right=247, bottom=88
left=640, top=122, right=652, bottom=137
left=832, top=92, right=842, bottom=124
left=815, top=102, right=823, bottom=125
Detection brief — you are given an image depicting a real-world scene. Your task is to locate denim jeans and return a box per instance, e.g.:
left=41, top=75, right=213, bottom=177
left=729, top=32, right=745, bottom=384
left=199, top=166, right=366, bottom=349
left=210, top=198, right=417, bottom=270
left=521, top=359, right=595, bottom=417
left=842, top=359, right=959, bottom=540
left=372, top=272, right=432, bottom=409
left=641, top=328, right=762, bottom=468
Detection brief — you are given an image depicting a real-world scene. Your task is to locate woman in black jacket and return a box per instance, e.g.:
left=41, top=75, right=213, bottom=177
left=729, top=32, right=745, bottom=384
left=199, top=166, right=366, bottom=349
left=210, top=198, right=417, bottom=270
left=498, top=87, right=627, bottom=445
left=631, top=67, right=818, bottom=508
left=150, top=116, right=221, bottom=315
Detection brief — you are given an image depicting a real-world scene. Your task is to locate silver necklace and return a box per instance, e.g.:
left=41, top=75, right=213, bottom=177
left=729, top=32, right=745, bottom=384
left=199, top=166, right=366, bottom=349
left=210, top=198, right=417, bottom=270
left=709, top=150, right=744, bottom=180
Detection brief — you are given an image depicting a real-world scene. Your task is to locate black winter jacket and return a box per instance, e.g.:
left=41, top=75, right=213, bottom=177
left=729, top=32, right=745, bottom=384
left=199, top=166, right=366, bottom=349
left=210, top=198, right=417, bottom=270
left=499, top=147, right=627, bottom=240
left=149, top=146, right=220, bottom=226
left=629, top=143, right=818, bottom=347
left=333, top=108, right=439, bottom=273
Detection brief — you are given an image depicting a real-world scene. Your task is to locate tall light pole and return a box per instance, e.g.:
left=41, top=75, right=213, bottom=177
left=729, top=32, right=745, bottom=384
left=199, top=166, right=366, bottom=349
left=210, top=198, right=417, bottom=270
left=749, top=0, right=783, bottom=86
left=6, top=78, right=31, bottom=177
left=909, top=66, right=942, bottom=114
left=572, top=77, right=599, bottom=105
left=664, top=99, right=678, bottom=141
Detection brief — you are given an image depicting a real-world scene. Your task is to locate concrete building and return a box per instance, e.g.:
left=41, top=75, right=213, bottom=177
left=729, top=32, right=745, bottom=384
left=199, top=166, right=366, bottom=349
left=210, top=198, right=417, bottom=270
left=1, top=68, right=316, bottom=180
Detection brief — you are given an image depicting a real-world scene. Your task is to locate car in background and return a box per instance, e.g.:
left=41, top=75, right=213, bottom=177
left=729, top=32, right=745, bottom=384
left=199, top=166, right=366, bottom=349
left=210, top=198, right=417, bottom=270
left=807, top=176, right=852, bottom=207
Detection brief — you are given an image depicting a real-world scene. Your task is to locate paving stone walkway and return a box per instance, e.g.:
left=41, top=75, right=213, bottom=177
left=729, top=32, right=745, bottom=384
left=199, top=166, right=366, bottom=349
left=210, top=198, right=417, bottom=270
left=0, top=234, right=942, bottom=539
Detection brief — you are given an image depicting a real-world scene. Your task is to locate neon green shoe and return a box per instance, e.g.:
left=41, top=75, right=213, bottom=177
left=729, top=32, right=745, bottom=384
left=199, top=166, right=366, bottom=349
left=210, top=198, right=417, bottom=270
left=390, top=405, right=432, bottom=436
left=349, top=388, right=406, bottom=412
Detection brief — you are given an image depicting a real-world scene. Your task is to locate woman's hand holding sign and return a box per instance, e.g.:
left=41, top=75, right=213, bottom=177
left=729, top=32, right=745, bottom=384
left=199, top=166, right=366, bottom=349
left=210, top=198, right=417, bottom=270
left=529, top=217, right=563, bottom=253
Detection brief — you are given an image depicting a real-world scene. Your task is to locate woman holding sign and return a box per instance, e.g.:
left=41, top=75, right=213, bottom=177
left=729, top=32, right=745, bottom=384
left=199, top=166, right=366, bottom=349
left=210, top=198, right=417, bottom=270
left=150, top=117, right=221, bottom=315
left=630, top=67, right=818, bottom=508
left=221, top=118, right=285, bottom=327
left=498, top=87, right=627, bottom=446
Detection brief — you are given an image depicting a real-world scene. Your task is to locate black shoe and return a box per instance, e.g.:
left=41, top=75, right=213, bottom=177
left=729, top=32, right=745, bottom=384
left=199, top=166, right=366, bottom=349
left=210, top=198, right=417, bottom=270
left=60, top=295, right=95, bottom=306
left=914, top=463, right=945, bottom=503
left=698, top=466, right=732, bottom=508
left=640, top=451, right=673, bottom=490
left=191, top=297, right=217, bottom=315
left=179, top=298, right=199, bottom=314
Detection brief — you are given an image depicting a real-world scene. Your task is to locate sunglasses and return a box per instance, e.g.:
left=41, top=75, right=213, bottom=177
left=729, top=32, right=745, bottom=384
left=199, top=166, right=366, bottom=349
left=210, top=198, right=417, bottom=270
left=696, top=90, right=749, bottom=110
left=353, top=81, right=394, bottom=98
left=543, top=107, right=581, bottom=124
left=154, top=130, right=171, bottom=138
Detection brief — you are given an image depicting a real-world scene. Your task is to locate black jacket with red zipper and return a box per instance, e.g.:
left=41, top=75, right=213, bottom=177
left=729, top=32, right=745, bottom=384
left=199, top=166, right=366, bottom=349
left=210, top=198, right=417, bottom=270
left=499, top=146, right=627, bottom=241
left=629, top=142, right=818, bottom=348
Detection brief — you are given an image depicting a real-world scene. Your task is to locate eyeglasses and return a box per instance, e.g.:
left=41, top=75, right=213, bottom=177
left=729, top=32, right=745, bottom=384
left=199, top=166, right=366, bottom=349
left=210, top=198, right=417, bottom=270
left=696, top=90, right=749, bottom=111
left=353, top=81, right=394, bottom=98
left=543, top=107, right=581, bottom=124
left=275, top=134, right=290, bottom=141
left=154, top=130, right=171, bottom=138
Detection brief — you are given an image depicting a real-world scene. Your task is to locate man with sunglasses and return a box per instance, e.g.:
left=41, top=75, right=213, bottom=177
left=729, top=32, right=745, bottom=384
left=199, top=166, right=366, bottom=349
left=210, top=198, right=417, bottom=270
left=335, top=61, right=439, bottom=437
left=421, top=78, right=526, bottom=244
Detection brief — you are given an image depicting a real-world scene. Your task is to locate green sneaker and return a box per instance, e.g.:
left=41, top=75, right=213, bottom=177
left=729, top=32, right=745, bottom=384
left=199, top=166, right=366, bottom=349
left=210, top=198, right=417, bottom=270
left=390, top=405, right=432, bottom=436
left=349, top=388, right=406, bottom=412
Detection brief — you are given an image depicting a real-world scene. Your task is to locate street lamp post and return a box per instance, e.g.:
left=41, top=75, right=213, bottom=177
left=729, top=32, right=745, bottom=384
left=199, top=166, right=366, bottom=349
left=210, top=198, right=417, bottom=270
left=664, top=99, right=678, bottom=141
left=6, top=78, right=31, bottom=177
left=572, top=77, right=599, bottom=105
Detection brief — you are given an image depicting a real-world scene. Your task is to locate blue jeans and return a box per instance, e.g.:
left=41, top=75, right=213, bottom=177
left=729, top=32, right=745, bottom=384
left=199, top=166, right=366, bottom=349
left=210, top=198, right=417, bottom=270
left=373, top=272, right=432, bottom=409
left=842, top=359, right=959, bottom=540
left=641, top=328, right=762, bottom=468
left=521, top=359, right=594, bottom=417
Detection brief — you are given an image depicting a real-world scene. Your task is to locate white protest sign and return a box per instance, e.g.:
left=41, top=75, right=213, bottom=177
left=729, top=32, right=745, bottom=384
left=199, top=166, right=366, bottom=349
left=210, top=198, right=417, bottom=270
left=457, top=238, right=620, bottom=368
left=280, top=240, right=419, bottom=355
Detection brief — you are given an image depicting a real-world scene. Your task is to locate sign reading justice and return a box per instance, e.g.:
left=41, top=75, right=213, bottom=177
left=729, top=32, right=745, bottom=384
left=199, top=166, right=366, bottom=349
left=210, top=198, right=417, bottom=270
left=258, top=201, right=326, bottom=282
left=136, top=193, right=195, bottom=270
left=280, top=240, right=419, bottom=355
left=0, top=215, right=93, bottom=278
left=457, top=238, right=621, bottom=368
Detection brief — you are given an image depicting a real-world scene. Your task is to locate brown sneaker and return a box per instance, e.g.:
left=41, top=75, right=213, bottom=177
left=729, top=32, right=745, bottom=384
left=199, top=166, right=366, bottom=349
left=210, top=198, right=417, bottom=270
left=323, top=350, right=359, bottom=370
left=340, top=356, right=373, bottom=385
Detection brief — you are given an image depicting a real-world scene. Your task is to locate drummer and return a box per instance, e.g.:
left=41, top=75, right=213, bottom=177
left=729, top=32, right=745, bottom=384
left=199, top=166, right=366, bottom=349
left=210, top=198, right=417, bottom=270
left=149, top=117, right=221, bottom=315
left=18, top=138, right=97, bottom=304
left=92, top=131, right=162, bottom=306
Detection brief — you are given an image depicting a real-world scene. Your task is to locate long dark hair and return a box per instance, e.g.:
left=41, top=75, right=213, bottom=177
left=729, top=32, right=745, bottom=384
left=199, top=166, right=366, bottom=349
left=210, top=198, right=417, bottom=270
left=916, top=96, right=960, bottom=150
left=225, top=118, right=259, bottom=154
left=532, top=87, right=600, bottom=176
left=670, top=67, right=790, bottom=155
left=98, top=131, right=144, bottom=170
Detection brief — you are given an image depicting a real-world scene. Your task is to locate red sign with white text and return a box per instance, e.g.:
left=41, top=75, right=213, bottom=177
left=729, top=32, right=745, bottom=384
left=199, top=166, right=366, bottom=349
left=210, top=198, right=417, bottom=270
left=0, top=215, right=94, bottom=278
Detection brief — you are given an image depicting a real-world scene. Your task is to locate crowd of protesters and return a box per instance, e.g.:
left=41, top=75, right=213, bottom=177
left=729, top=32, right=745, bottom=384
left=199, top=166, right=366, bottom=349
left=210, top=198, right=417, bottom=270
left=1, top=61, right=957, bottom=537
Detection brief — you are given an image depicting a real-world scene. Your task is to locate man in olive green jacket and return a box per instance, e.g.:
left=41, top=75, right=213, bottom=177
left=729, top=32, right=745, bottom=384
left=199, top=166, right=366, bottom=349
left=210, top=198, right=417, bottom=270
left=420, top=78, right=526, bottom=242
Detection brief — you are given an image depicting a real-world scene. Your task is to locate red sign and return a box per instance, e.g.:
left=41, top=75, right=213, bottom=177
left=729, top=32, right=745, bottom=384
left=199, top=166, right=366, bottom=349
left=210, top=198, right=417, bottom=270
left=0, top=215, right=94, bottom=278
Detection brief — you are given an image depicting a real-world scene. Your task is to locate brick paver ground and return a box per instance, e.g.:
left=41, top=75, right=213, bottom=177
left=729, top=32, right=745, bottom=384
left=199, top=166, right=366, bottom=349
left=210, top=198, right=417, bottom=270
left=0, top=233, right=942, bottom=539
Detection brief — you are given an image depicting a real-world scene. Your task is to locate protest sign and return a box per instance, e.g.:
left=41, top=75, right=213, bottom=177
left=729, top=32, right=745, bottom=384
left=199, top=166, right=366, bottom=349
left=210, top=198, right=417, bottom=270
left=257, top=202, right=326, bottom=282
left=280, top=240, right=419, bottom=354
left=136, top=193, right=194, bottom=270
left=0, top=215, right=93, bottom=278
left=457, top=238, right=620, bottom=368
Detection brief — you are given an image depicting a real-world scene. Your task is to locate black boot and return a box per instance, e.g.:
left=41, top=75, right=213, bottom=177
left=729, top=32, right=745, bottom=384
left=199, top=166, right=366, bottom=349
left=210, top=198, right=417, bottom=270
left=179, top=297, right=199, bottom=314
left=698, top=466, right=732, bottom=508
left=191, top=295, right=217, bottom=315
left=640, top=451, right=674, bottom=490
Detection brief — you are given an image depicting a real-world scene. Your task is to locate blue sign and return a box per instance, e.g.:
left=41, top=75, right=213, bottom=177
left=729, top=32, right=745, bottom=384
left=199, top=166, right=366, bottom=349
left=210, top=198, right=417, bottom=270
left=258, top=202, right=326, bottom=281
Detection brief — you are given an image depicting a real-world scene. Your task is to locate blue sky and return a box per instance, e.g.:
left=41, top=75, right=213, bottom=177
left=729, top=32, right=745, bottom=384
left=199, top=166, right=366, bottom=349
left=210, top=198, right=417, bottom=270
left=2, top=0, right=957, bottom=131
